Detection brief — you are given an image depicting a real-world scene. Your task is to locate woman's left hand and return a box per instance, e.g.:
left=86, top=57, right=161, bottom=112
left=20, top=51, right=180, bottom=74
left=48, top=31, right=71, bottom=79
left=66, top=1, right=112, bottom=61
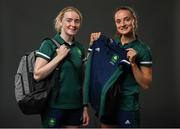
left=126, top=48, right=137, bottom=64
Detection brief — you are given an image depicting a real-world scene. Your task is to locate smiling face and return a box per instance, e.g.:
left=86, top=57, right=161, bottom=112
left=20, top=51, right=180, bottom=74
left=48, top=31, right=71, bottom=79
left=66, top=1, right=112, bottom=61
left=60, top=11, right=81, bottom=36
left=114, top=9, right=136, bottom=36
left=54, top=7, right=82, bottom=36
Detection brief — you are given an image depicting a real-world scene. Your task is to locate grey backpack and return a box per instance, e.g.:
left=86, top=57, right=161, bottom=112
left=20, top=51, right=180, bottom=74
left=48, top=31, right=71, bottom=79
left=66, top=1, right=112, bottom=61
left=15, top=38, right=60, bottom=114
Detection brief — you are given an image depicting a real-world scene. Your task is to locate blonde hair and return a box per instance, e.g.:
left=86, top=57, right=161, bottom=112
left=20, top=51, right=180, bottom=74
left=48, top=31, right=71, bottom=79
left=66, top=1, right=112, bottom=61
left=54, top=6, right=83, bottom=32
left=114, top=6, right=138, bottom=31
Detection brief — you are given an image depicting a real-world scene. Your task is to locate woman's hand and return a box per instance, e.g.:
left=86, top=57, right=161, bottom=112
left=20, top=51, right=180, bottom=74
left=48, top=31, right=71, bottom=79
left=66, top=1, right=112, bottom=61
left=89, top=32, right=101, bottom=46
left=56, top=44, right=70, bottom=60
left=82, top=106, right=90, bottom=127
left=126, top=48, right=137, bottom=64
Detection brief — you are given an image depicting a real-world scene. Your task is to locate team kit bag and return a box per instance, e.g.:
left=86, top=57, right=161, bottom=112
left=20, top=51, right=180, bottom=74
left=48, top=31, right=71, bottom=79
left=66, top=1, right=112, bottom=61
left=14, top=38, right=61, bottom=115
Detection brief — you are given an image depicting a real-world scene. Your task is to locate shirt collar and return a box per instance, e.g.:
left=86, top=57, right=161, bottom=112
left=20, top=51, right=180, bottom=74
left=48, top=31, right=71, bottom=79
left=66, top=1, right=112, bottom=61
left=53, top=33, right=76, bottom=47
left=114, top=34, right=138, bottom=48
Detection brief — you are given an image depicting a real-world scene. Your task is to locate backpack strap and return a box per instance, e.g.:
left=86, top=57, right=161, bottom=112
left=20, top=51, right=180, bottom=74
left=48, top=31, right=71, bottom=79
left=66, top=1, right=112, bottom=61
left=50, top=38, right=63, bottom=102
left=51, top=38, right=61, bottom=48
left=43, top=37, right=61, bottom=48
left=42, top=37, right=63, bottom=102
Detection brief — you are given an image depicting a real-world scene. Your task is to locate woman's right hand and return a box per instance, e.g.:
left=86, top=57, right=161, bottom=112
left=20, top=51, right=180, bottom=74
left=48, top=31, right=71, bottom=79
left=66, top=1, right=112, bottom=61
left=56, top=44, right=70, bottom=60
left=34, top=44, right=69, bottom=81
left=89, top=32, right=101, bottom=46
left=82, top=106, right=90, bottom=127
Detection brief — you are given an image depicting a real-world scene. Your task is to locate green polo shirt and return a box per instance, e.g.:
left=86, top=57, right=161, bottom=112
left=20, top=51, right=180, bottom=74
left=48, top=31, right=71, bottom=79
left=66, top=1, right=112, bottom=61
left=36, top=33, right=85, bottom=109
left=114, top=35, right=152, bottom=111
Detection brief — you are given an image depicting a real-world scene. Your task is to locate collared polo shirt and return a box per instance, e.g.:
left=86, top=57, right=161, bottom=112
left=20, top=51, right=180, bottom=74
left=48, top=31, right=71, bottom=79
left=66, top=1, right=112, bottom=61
left=36, top=33, right=85, bottom=109
left=114, top=35, right=152, bottom=111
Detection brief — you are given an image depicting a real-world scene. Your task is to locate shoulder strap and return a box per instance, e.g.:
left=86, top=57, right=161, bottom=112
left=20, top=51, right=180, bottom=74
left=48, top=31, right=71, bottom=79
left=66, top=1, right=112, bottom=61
left=51, top=38, right=61, bottom=48
left=43, top=38, right=63, bottom=102
left=43, top=37, right=61, bottom=48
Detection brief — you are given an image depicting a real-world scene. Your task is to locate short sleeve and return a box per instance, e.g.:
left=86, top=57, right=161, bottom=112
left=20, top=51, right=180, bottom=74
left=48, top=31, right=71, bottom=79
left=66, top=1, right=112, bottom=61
left=75, top=42, right=85, bottom=59
left=138, top=44, right=152, bottom=67
left=36, top=40, right=55, bottom=61
left=81, top=45, right=85, bottom=59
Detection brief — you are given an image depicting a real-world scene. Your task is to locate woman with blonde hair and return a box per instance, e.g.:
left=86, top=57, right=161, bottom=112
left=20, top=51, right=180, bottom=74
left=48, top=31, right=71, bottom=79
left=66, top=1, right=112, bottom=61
left=34, top=6, right=89, bottom=128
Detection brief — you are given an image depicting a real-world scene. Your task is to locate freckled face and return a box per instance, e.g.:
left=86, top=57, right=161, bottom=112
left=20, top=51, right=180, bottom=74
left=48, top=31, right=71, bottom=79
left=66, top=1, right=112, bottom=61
left=61, top=11, right=81, bottom=36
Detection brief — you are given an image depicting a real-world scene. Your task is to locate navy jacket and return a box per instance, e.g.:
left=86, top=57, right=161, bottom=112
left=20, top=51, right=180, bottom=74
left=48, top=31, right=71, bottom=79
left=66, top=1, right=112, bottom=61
left=83, top=35, right=130, bottom=116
